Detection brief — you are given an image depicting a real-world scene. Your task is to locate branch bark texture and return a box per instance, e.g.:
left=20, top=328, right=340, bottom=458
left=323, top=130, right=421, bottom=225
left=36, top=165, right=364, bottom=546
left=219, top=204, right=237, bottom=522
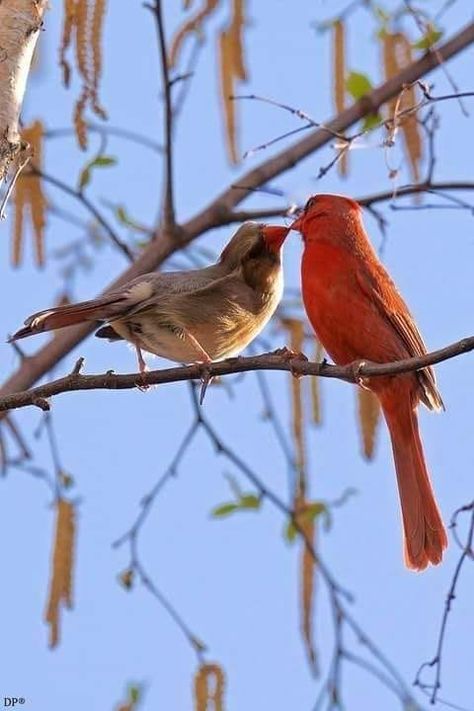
left=0, top=0, right=48, bottom=179
left=1, top=336, right=474, bottom=413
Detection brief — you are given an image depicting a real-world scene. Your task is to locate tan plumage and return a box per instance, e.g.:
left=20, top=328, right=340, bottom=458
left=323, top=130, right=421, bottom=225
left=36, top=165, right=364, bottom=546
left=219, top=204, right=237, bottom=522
left=9, top=223, right=288, bottom=372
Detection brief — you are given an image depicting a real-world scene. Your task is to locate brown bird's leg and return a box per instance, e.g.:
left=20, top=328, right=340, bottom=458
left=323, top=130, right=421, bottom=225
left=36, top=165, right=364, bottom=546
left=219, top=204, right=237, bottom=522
left=134, top=344, right=150, bottom=391
left=180, top=328, right=215, bottom=405
left=183, top=330, right=212, bottom=365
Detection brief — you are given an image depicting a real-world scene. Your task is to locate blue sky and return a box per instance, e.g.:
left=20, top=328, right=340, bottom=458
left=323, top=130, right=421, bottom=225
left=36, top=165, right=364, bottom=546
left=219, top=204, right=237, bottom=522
left=1, top=1, right=473, bottom=710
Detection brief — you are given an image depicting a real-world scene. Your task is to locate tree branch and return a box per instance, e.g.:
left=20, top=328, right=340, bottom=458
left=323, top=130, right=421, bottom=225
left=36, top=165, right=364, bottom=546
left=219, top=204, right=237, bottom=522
left=1, top=335, right=474, bottom=413
left=1, top=21, right=473, bottom=404
left=216, top=181, right=474, bottom=225
left=0, top=0, right=48, bottom=180
left=149, top=0, right=176, bottom=230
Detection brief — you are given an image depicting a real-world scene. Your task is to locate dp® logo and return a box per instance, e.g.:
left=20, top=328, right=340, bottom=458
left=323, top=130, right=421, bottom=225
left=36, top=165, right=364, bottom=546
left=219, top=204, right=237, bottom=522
left=3, top=699, right=25, bottom=707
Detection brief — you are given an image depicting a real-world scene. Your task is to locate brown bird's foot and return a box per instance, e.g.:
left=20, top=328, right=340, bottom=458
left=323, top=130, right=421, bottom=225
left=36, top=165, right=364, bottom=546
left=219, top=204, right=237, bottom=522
left=134, top=345, right=150, bottom=391
left=274, top=346, right=308, bottom=379
left=198, top=363, right=214, bottom=405
left=350, top=359, right=368, bottom=387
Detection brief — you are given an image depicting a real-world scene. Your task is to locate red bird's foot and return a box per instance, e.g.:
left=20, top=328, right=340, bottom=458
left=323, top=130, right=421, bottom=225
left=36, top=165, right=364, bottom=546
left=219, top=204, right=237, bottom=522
left=350, top=359, right=368, bottom=387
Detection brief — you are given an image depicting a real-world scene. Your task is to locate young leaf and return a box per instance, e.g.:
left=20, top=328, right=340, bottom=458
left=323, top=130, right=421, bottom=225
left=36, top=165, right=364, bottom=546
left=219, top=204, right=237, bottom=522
left=346, top=71, right=373, bottom=100
left=362, top=113, right=382, bottom=131
left=211, top=502, right=239, bottom=518
left=284, top=519, right=298, bottom=544
left=239, top=494, right=261, bottom=510
left=78, top=154, right=117, bottom=190
left=413, top=27, right=443, bottom=51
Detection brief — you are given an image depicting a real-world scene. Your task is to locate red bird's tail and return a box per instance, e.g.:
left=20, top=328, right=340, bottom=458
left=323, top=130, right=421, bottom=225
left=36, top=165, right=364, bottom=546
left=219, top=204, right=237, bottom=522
left=380, top=389, right=447, bottom=571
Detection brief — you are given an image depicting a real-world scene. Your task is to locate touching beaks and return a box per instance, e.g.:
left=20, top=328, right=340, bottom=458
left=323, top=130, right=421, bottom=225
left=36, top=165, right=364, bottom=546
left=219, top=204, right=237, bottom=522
left=261, top=225, right=290, bottom=253
left=290, top=213, right=303, bottom=232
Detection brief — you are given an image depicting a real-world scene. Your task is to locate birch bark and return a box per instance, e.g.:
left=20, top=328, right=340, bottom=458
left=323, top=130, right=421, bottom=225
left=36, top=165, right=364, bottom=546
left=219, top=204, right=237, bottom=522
left=0, top=0, right=48, bottom=180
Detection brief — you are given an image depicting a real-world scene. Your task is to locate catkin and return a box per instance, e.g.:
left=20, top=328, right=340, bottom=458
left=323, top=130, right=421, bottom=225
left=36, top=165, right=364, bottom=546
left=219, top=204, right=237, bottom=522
left=219, top=29, right=238, bottom=164
left=333, top=20, right=348, bottom=176
left=169, top=0, right=220, bottom=68
left=194, top=664, right=225, bottom=711
left=45, top=499, right=76, bottom=648
left=357, top=387, right=381, bottom=460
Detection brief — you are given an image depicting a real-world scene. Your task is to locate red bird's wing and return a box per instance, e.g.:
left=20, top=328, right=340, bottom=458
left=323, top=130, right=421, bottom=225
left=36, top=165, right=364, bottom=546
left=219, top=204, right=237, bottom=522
left=355, top=261, right=444, bottom=411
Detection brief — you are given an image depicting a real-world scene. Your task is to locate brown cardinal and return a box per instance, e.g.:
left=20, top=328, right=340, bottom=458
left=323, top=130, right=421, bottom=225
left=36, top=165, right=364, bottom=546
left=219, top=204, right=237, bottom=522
left=292, top=193, right=447, bottom=571
left=9, top=222, right=288, bottom=371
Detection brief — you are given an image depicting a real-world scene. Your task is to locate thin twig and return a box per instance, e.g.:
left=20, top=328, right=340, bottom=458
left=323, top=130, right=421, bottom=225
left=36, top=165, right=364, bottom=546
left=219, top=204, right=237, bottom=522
left=29, top=166, right=134, bottom=261
left=415, top=502, right=474, bottom=705
left=148, top=0, right=176, bottom=230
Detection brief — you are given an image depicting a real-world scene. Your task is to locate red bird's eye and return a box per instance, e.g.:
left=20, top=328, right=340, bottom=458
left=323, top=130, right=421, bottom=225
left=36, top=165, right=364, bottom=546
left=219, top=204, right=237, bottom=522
left=305, top=196, right=317, bottom=211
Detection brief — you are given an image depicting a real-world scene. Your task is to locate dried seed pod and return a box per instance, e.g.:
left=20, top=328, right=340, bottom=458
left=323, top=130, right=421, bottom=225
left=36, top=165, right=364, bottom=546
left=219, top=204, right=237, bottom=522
left=295, top=496, right=319, bottom=676
left=332, top=20, right=348, bottom=176
left=169, top=0, right=220, bottom=68
left=45, top=499, right=76, bottom=648
left=357, top=387, right=381, bottom=460
left=12, top=121, right=47, bottom=267
left=219, top=29, right=238, bottom=164
left=310, top=340, right=323, bottom=425
left=282, top=318, right=307, bottom=491
left=194, top=663, right=225, bottom=711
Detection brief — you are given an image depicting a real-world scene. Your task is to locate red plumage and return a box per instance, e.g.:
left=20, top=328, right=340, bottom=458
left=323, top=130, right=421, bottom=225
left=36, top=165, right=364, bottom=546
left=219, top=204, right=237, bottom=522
left=293, top=194, right=447, bottom=570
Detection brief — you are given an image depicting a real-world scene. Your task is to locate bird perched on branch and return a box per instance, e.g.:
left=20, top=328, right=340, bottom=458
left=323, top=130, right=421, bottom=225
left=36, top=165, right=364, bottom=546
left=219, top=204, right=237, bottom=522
left=9, top=222, right=289, bottom=373
left=291, top=193, right=447, bottom=571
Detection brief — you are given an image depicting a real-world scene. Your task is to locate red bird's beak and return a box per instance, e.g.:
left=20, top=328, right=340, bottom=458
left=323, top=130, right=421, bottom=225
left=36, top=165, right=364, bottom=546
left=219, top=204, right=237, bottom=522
left=290, top=213, right=303, bottom=232
left=262, top=225, right=290, bottom=253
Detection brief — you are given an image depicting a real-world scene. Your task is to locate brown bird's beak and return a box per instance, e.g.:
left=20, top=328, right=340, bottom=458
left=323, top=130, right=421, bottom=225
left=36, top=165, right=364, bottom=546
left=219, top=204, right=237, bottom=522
left=261, top=225, right=290, bottom=254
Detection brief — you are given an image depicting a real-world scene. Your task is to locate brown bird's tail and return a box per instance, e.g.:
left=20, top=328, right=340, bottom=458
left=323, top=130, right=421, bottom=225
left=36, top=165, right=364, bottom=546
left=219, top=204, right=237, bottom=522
left=8, top=294, right=124, bottom=342
left=380, top=389, right=447, bottom=571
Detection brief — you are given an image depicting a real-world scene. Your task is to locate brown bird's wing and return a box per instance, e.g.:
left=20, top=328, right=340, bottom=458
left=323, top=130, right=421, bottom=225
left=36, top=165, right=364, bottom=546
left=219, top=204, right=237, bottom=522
left=356, top=262, right=444, bottom=411
left=9, top=267, right=224, bottom=342
left=132, top=271, right=259, bottom=326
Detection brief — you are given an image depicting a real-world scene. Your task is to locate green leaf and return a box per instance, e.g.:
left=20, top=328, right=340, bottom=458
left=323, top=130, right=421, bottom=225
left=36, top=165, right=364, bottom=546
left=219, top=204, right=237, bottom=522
left=78, top=154, right=117, bottom=190
left=284, top=501, right=332, bottom=543
left=413, top=27, right=443, bottom=51
left=211, top=502, right=239, bottom=518
left=284, top=520, right=298, bottom=544
left=362, top=113, right=382, bottom=131
left=346, top=71, right=373, bottom=100
left=78, top=167, right=91, bottom=190
left=93, top=156, right=117, bottom=167
left=129, top=684, right=142, bottom=704
left=304, top=501, right=327, bottom=519
left=239, top=494, right=261, bottom=510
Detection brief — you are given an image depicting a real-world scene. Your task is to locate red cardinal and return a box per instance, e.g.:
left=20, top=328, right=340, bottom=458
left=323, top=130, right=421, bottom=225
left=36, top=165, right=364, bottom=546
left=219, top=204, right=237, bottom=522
left=292, top=194, right=447, bottom=570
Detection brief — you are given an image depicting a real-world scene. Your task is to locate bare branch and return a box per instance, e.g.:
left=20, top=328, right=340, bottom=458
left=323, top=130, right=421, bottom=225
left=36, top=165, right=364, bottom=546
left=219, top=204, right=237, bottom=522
left=357, top=181, right=474, bottom=207
left=148, top=0, right=176, bottom=230
left=44, top=124, right=163, bottom=153
left=1, top=335, right=474, bottom=413
left=415, top=502, right=474, bottom=706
